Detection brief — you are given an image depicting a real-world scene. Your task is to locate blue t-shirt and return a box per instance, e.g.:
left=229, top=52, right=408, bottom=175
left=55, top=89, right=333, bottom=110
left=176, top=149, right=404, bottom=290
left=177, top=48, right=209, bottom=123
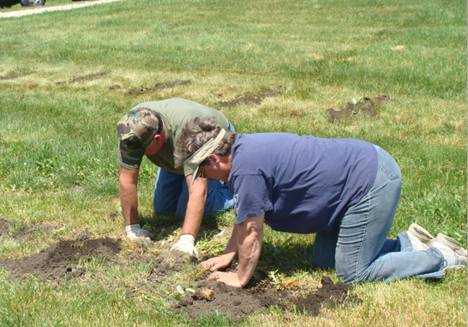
left=228, top=133, right=378, bottom=233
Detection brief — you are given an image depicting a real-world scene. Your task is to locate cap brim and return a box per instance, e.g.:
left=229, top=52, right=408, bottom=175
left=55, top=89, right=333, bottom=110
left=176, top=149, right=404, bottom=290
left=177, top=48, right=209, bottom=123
left=191, top=165, right=202, bottom=183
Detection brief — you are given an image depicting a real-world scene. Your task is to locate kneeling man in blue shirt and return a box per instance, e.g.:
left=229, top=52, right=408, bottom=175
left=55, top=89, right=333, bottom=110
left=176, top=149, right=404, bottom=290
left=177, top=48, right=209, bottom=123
left=175, top=117, right=467, bottom=288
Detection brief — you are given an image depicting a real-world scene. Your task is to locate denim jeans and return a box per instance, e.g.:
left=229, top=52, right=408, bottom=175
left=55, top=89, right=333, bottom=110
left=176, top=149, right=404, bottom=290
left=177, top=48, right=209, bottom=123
left=312, top=145, right=445, bottom=282
left=153, top=168, right=233, bottom=218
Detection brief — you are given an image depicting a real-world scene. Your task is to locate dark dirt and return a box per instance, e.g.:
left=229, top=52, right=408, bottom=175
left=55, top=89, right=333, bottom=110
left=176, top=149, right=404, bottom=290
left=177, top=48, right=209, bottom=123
left=215, top=87, right=284, bottom=108
left=55, top=72, right=109, bottom=85
left=0, top=71, right=32, bottom=81
left=174, top=276, right=360, bottom=320
left=0, top=237, right=121, bottom=280
left=148, top=250, right=196, bottom=281
left=327, top=95, right=389, bottom=123
left=125, top=79, right=192, bottom=96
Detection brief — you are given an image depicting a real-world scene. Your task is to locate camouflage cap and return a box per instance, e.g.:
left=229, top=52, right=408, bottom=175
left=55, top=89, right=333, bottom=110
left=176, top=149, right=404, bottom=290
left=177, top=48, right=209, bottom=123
left=116, top=107, right=162, bottom=150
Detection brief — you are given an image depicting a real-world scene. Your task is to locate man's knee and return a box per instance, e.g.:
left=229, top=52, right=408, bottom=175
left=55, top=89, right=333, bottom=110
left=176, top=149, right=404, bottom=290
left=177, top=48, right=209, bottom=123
left=335, top=259, right=370, bottom=283
left=205, top=181, right=233, bottom=214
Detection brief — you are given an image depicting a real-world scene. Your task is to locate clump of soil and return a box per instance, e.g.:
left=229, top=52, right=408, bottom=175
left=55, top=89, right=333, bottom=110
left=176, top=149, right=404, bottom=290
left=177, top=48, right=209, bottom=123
left=55, top=72, right=109, bottom=85
left=215, top=87, right=284, bottom=108
left=327, top=95, right=389, bottom=123
left=174, top=276, right=359, bottom=320
left=0, top=237, right=121, bottom=280
left=149, top=250, right=196, bottom=280
left=125, top=79, right=192, bottom=96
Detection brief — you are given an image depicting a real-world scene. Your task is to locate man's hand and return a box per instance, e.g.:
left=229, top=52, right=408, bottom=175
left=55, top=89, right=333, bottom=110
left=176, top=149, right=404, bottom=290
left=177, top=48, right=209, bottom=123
left=208, top=271, right=243, bottom=288
left=171, top=234, right=199, bottom=258
left=125, top=224, right=153, bottom=244
left=201, top=252, right=236, bottom=271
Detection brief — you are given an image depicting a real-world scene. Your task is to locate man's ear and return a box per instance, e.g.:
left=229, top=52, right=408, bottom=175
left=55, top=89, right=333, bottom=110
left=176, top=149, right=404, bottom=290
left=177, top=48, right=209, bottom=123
left=153, top=133, right=164, bottom=144
left=207, top=154, right=220, bottom=164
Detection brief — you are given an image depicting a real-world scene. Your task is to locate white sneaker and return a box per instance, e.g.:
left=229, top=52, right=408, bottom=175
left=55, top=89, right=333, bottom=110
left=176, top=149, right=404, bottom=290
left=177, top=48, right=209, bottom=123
left=408, top=223, right=434, bottom=244
left=406, top=231, right=429, bottom=251
left=429, top=239, right=467, bottom=270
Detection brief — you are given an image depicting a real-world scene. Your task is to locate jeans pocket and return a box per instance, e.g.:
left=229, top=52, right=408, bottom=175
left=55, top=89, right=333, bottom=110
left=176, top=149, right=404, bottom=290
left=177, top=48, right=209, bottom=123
left=375, top=146, right=401, bottom=183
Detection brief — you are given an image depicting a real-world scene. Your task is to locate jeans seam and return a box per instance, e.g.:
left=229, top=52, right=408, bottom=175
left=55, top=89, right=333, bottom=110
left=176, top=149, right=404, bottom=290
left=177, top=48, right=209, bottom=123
left=353, top=193, right=371, bottom=282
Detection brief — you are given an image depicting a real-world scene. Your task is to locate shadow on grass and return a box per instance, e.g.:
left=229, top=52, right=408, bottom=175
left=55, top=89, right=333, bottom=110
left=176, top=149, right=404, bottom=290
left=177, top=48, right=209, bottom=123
left=257, top=241, right=322, bottom=276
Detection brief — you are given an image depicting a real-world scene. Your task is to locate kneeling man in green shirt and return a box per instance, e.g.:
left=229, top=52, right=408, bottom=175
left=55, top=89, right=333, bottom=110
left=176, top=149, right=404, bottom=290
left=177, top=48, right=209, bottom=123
left=116, top=98, right=234, bottom=257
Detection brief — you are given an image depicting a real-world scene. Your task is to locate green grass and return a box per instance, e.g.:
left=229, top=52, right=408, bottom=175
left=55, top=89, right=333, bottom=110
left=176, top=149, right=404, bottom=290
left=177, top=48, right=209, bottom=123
left=0, top=0, right=466, bottom=326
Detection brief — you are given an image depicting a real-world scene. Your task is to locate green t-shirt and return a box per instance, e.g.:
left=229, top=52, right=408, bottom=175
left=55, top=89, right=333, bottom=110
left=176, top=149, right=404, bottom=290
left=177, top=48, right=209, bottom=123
left=118, top=98, right=230, bottom=175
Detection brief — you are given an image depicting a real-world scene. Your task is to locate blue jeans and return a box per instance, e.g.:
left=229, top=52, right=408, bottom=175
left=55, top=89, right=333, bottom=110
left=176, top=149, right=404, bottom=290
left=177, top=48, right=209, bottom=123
left=312, top=146, right=445, bottom=282
left=153, top=168, right=233, bottom=218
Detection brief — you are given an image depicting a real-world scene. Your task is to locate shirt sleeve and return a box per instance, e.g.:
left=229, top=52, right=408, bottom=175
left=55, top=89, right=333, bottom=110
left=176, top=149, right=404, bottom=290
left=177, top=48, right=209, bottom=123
left=119, top=141, right=144, bottom=169
left=231, top=174, right=273, bottom=224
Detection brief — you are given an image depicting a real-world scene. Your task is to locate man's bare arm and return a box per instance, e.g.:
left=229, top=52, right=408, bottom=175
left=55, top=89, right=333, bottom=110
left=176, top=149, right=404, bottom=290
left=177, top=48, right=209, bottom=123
left=181, top=175, right=208, bottom=236
left=236, top=215, right=264, bottom=286
left=201, top=223, right=240, bottom=271
left=119, top=166, right=140, bottom=225
left=208, top=215, right=264, bottom=287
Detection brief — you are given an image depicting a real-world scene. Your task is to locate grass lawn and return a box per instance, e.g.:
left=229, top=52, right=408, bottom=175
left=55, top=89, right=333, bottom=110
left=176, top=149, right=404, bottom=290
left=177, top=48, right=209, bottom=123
left=0, top=0, right=466, bottom=326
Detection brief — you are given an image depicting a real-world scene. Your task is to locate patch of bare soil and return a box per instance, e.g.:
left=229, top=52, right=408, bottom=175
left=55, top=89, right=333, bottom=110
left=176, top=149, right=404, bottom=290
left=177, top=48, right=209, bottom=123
left=215, top=87, right=284, bottom=108
left=55, top=72, right=109, bottom=85
left=0, top=237, right=121, bottom=280
left=327, top=95, right=389, bottom=123
left=174, top=276, right=360, bottom=320
left=0, top=71, right=32, bottom=80
left=125, top=79, right=192, bottom=96
left=149, top=250, right=196, bottom=281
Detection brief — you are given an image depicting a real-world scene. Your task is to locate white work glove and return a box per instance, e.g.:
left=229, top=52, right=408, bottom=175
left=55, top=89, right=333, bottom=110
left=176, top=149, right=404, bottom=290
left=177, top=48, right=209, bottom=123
left=125, top=224, right=153, bottom=244
left=171, top=234, right=199, bottom=259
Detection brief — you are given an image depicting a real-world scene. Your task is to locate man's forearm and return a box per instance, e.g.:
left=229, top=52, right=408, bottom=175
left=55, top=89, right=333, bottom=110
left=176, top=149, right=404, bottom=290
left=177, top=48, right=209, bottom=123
left=181, top=177, right=208, bottom=236
left=236, top=217, right=264, bottom=287
left=120, top=184, right=139, bottom=225
left=224, top=224, right=240, bottom=255
left=181, top=191, right=206, bottom=236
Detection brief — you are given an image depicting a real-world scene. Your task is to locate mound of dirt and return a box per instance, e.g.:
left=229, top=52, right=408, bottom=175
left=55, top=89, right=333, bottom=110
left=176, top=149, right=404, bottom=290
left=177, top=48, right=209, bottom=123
left=215, top=87, right=283, bottom=108
left=327, top=95, right=389, bottom=123
left=125, top=79, right=192, bottom=96
left=174, top=276, right=359, bottom=320
left=0, top=237, right=121, bottom=280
